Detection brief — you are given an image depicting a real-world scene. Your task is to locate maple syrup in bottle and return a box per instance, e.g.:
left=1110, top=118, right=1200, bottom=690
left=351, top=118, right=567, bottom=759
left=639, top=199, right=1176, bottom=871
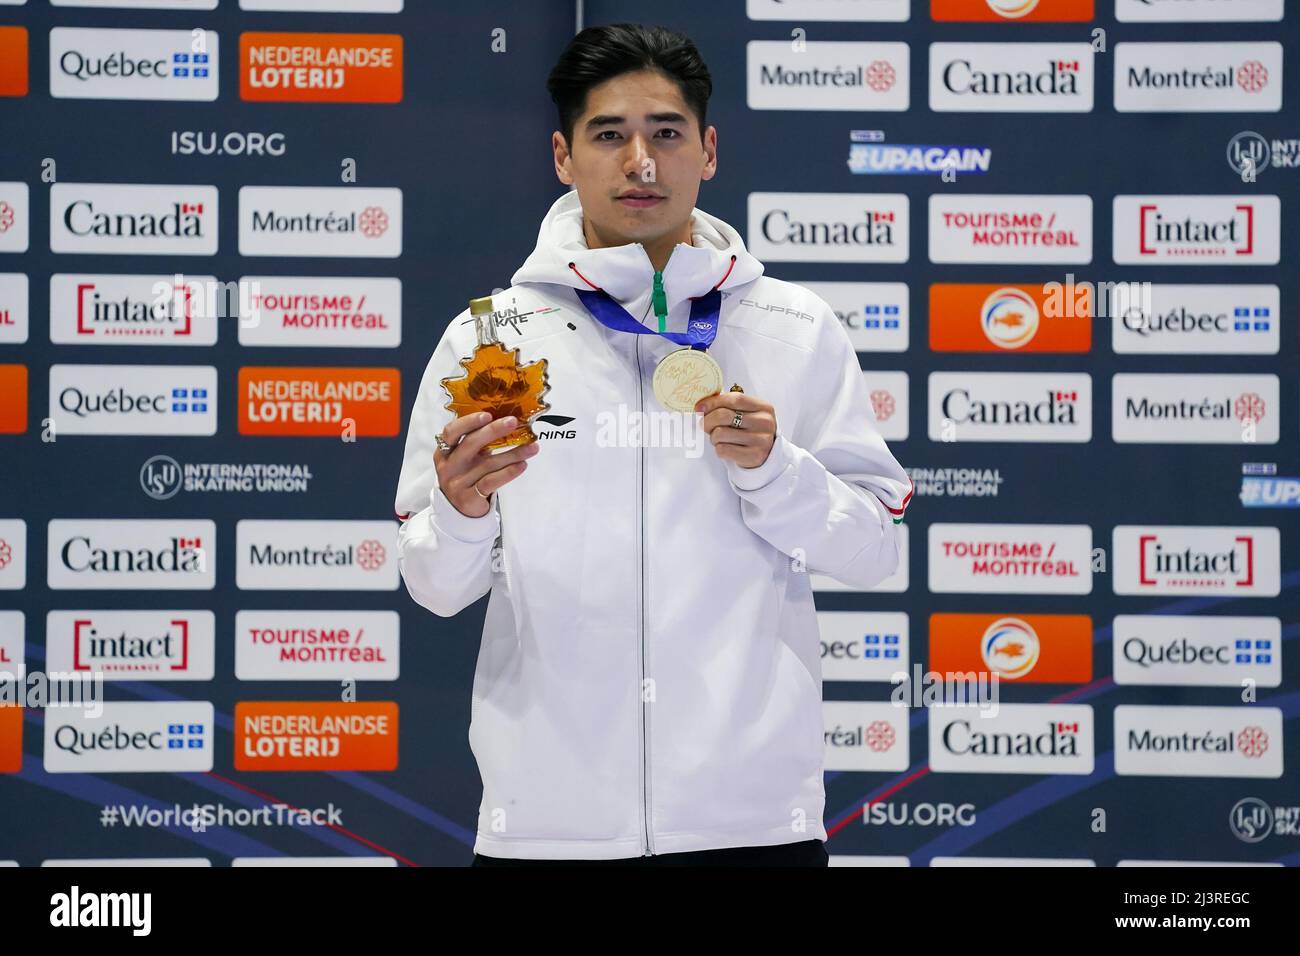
left=440, top=295, right=549, bottom=453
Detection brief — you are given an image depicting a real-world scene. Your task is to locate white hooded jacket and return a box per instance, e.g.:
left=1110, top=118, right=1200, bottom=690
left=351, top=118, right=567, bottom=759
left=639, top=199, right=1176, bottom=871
left=394, top=189, right=912, bottom=860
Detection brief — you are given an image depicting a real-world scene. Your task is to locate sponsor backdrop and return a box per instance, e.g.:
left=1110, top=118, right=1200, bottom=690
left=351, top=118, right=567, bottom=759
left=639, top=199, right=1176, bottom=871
left=0, top=0, right=1297, bottom=866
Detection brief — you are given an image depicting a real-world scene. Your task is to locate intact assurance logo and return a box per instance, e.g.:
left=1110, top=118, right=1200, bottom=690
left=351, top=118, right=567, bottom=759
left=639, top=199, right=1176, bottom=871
left=1113, top=195, right=1280, bottom=264
left=930, top=704, right=1095, bottom=775
left=50, top=28, right=218, bottom=101
left=239, top=186, right=401, bottom=258
left=50, top=274, right=219, bottom=345
left=929, top=43, right=1094, bottom=112
left=932, top=0, right=1094, bottom=21
left=50, top=183, right=218, bottom=256
left=928, top=523, right=1093, bottom=594
left=928, top=372, right=1091, bottom=442
left=930, top=613, right=1093, bottom=684
left=0, top=364, right=26, bottom=434
left=746, top=41, right=909, bottom=111
left=46, top=610, right=215, bottom=681
left=45, top=701, right=213, bottom=773
left=1113, top=525, right=1280, bottom=596
left=235, top=519, right=399, bottom=590
left=1112, top=284, right=1278, bottom=355
left=747, top=193, right=908, bottom=263
left=0, top=26, right=27, bottom=97
left=234, top=701, right=397, bottom=771
left=824, top=701, right=910, bottom=772
left=49, top=364, right=216, bottom=436
left=1113, top=373, right=1279, bottom=444
left=1115, top=706, right=1282, bottom=778
left=930, top=284, right=1091, bottom=352
left=929, top=195, right=1092, bottom=264
left=238, top=366, right=399, bottom=436
left=48, top=519, right=216, bottom=590
left=240, top=32, right=402, bottom=102
left=1115, top=43, right=1282, bottom=112
left=0, top=182, right=30, bottom=252
left=239, top=276, right=401, bottom=348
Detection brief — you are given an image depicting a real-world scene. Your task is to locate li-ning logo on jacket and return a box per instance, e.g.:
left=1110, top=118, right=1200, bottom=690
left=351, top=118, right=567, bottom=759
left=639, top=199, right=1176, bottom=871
left=534, top=414, right=576, bottom=440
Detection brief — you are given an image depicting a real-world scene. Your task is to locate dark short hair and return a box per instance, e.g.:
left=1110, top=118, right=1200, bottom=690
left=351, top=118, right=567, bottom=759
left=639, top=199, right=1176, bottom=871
left=546, top=23, right=713, bottom=146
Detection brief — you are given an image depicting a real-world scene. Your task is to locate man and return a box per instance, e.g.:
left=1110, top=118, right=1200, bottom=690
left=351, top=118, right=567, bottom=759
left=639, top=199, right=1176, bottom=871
left=394, top=23, right=912, bottom=866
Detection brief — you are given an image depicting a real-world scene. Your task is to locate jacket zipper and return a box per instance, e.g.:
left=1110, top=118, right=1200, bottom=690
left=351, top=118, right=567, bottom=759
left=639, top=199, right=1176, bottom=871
left=635, top=328, right=654, bottom=856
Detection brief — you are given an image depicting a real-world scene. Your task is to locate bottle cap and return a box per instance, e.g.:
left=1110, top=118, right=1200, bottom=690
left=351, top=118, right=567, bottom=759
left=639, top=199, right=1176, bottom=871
left=469, top=296, right=494, bottom=316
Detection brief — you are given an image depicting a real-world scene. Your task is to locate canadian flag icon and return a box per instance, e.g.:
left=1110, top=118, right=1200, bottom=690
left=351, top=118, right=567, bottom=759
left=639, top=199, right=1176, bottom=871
left=181, top=204, right=204, bottom=215
left=178, top=537, right=203, bottom=550
left=1056, top=722, right=1079, bottom=733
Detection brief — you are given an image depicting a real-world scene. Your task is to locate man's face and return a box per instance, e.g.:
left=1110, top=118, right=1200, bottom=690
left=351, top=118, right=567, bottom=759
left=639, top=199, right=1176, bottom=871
left=553, top=68, right=717, bottom=248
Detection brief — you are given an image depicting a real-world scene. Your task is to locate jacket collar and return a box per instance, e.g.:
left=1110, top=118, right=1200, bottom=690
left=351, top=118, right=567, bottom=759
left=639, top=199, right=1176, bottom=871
left=511, top=189, right=764, bottom=315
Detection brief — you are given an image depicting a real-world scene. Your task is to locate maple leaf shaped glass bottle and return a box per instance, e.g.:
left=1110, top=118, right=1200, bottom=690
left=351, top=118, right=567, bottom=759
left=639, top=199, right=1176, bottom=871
left=441, top=295, right=550, bottom=452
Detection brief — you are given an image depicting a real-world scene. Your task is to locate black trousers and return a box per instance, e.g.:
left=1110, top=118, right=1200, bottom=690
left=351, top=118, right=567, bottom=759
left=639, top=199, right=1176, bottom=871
left=471, top=838, right=828, bottom=867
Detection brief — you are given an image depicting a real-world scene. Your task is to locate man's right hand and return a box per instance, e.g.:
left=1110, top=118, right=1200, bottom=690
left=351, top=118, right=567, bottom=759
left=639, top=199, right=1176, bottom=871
left=434, top=412, right=540, bottom=518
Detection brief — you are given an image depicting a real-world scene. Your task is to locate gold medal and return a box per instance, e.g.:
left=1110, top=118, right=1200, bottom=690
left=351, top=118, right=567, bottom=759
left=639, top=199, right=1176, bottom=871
left=652, top=347, right=724, bottom=412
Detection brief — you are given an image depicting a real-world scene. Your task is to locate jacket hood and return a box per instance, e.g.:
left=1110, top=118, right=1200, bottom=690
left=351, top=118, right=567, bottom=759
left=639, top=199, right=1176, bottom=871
left=510, top=189, right=764, bottom=312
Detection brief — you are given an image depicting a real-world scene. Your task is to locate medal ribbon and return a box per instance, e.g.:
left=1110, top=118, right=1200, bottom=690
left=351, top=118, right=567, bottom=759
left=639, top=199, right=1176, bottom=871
left=573, top=285, right=722, bottom=352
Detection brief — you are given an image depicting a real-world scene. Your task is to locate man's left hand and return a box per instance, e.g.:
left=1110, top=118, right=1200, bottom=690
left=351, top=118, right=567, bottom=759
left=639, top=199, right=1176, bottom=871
left=695, top=391, right=778, bottom=469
